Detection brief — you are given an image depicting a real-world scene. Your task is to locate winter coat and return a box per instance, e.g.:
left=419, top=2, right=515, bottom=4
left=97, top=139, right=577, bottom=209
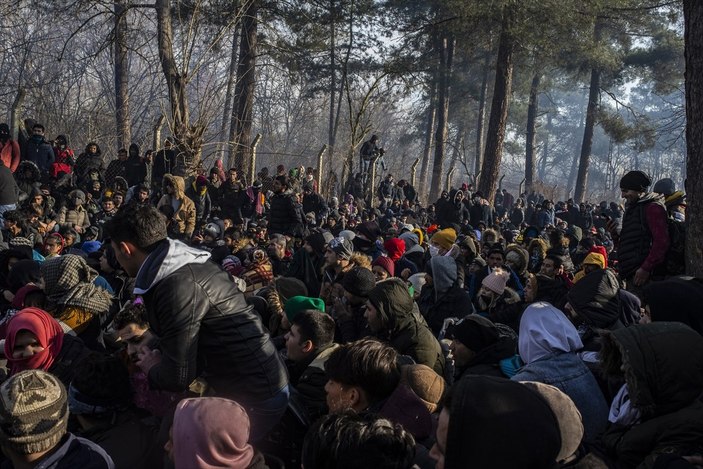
left=51, top=147, right=75, bottom=178
left=0, top=433, right=116, bottom=469
left=0, top=163, right=19, bottom=205
left=455, top=320, right=517, bottom=381
left=57, top=204, right=91, bottom=232
left=0, top=139, right=20, bottom=172
left=512, top=302, right=609, bottom=442
left=618, top=192, right=669, bottom=280
left=104, top=159, right=127, bottom=189
left=218, top=180, right=251, bottom=224
left=22, top=136, right=54, bottom=173
left=184, top=183, right=212, bottom=228
left=367, top=278, right=445, bottom=375
left=600, top=323, right=703, bottom=468
left=157, top=175, right=196, bottom=237
left=289, top=343, right=339, bottom=423
left=419, top=256, right=473, bottom=335
left=133, top=238, right=289, bottom=402
left=268, top=191, right=304, bottom=236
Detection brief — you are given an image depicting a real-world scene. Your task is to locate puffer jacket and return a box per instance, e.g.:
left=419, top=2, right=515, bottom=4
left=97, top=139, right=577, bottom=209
left=157, top=175, right=196, bottom=237
left=57, top=203, right=90, bottom=231
left=367, top=278, right=445, bottom=375
left=134, top=238, right=288, bottom=402
left=268, top=191, right=304, bottom=236
left=600, top=323, right=703, bottom=468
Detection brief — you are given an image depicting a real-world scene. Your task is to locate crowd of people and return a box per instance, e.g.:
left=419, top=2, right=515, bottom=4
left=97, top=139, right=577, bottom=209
left=0, top=122, right=698, bottom=469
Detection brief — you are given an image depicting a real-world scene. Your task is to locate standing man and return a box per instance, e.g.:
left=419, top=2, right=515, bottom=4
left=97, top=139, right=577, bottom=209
left=608, top=170, right=669, bottom=295
left=359, top=134, right=385, bottom=175
left=104, top=205, right=289, bottom=442
left=21, top=123, right=54, bottom=174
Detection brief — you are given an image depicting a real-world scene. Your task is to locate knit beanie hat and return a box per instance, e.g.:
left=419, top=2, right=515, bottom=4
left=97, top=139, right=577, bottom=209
left=383, top=238, right=406, bottom=261
left=0, top=370, right=69, bottom=455
left=451, top=315, right=500, bottom=352
left=341, top=266, right=376, bottom=298
left=274, top=277, right=308, bottom=304
left=431, top=228, right=456, bottom=251
left=306, top=230, right=334, bottom=255
left=481, top=268, right=510, bottom=295
left=400, top=364, right=446, bottom=414
left=619, top=170, right=651, bottom=192
left=653, top=178, right=675, bottom=197
left=372, top=256, right=395, bottom=277
left=327, top=237, right=354, bottom=260
left=284, top=296, right=325, bottom=322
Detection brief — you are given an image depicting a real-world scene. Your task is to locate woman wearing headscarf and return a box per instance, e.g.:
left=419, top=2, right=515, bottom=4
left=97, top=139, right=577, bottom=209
left=512, top=301, right=609, bottom=442
left=165, top=397, right=268, bottom=469
left=4, top=307, right=90, bottom=387
left=40, top=254, right=113, bottom=350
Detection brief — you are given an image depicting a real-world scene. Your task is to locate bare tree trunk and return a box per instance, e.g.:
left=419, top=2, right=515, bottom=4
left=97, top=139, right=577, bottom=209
left=220, top=20, right=240, bottom=163
left=328, top=0, right=337, bottom=158
left=574, top=20, right=603, bottom=203
left=114, top=0, right=131, bottom=150
left=230, top=0, right=258, bottom=174
left=525, top=72, right=541, bottom=193
left=475, top=51, right=490, bottom=175
left=9, top=88, right=25, bottom=141
left=567, top=91, right=587, bottom=195
left=428, top=33, right=455, bottom=203
left=539, top=111, right=551, bottom=180
left=156, top=0, right=203, bottom=169
left=685, top=0, right=703, bottom=276
left=478, top=6, right=515, bottom=206
left=420, top=81, right=437, bottom=203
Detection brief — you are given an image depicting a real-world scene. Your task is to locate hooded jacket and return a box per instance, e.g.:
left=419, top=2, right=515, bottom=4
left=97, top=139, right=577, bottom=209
left=367, top=278, right=445, bottom=375
left=133, top=238, right=288, bottom=401
left=642, top=278, right=703, bottom=335
left=418, top=256, right=473, bottom=335
left=600, top=323, right=703, bottom=468
left=454, top=316, right=517, bottom=380
left=513, top=302, right=609, bottom=441
left=157, top=175, right=196, bottom=237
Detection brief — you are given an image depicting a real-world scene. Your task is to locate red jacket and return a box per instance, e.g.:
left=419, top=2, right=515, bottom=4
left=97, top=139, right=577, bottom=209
left=0, top=139, right=20, bottom=172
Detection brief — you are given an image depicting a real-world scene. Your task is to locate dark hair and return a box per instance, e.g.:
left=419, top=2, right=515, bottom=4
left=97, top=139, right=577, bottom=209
left=3, top=210, right=23, bottom=224
left=544, top=254, right=564, bottom=269
left=291, top=310, right=335, bottom=348
left=32, top=123, right=45, bottom=131
left=112, top=301, right=149, bottom=330
left=302, top=412, right=415, bottom=469
left=71, top=353, right=132, bottom=417
left=324, top=338, right=400, bottom=405
left=104, top=205, right=167, bottom=251
left=275, top=175, right=289, bottom=188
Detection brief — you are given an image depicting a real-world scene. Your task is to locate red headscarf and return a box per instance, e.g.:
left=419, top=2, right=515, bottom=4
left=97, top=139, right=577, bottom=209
left=4, top=308, right=64, bottom=375
left=172, top=397, right=254, bottom=469
left=383, top=238, right=406, bottom=261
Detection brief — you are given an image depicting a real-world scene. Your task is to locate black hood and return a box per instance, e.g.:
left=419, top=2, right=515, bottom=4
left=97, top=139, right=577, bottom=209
left=567, top=269, right=621, bottom=329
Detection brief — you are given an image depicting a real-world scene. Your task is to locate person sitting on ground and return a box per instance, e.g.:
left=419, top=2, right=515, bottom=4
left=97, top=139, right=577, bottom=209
left=448, top=315, right=517, bottom=381
left=511, top=301, right=609, bottom=442
left=365, top=278, right=445, bottom=375
left=4, top=307, right=91, bottom=387
left=164, top=397, right=268, bottom=469
left=285, top=309, right=339, bottom=422
left=333, top=266, right=375, bottom=343
left=0, top=369, right=114, bottom=469
left=430, top=375, right=563, bottom=469
left=418, top=256, right=474, bottom=336
left=302, top=412, right=416, bottom=469
left=324, top=338, right=433, bottom=444
left=69, top=353, right=159, bottom=469
left=474, top=268, right=523, bottom=333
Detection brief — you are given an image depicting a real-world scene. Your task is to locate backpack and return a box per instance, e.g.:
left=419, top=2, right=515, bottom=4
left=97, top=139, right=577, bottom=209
left=663, top=218, right=686, bottom=276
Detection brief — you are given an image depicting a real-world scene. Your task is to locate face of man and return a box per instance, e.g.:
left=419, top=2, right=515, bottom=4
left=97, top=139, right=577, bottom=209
left=44, top=239, right=61, bottom=256
left=487, top=253, right=504, bottom=269
left=540, top=258, right=558, bottom=278
left=372, top=265, right=389, bottom=282
left=450, top=339, right=476, bottom=368
left=273, top=180, right=283, bottom=194
left=325, top=379, right=356, bottom=414
left=116, top=323, right=155, bottom=363
left=103, top=200, right=115, bottom=212
left=229, top=170, right=238, bottom=182
left=32, top=127, right=44, bottom=137
left=118, top=150, right=128, bottom=161
left=364, top=301, right=383, bottom=332
left=267, top=241, right=285, bottom=260
left=284, top=325, right=311, bottom=363
left=111, top=240, right=141, bottom=277
left=524, top=276, right=537, bottom=303
left=621, top=189, right=643, bottom=205
left=324, top=248, right=339, bottom=267
left=88, top=144, right=98, bottom=153
left=138, top=190, right=149, bottom=202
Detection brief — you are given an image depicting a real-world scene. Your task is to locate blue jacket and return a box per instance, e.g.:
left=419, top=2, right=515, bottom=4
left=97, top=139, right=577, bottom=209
left=512, top=351, right=608, bottom=442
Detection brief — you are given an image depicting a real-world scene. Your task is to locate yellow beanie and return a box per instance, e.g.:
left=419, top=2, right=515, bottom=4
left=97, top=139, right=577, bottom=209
left=431, top=228, right=457, bottom=250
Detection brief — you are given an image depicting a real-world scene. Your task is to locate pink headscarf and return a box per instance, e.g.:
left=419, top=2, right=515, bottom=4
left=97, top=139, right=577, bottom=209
left=172, top=397, right=254, bottom=469
left=4, top=308, right=64, bottom=375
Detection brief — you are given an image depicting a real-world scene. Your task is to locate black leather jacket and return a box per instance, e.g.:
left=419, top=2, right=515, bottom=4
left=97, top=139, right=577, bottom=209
left=137, top=239, right=288, bottom=402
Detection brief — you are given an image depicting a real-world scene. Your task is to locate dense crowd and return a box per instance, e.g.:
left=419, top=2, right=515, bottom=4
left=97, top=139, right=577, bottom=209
left=0, top=122, right=697, bottom=469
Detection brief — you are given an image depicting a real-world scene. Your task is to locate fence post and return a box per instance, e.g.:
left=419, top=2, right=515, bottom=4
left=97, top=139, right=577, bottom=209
left=410, top=157, right=420, bottom=187
left=249, top=133, right=262, bottom=185
left=316, top=144, right=328, bottom=193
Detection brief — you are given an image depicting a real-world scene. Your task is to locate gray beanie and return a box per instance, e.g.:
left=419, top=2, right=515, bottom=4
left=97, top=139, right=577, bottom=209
left=0, top=370, right=69, bottom=455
